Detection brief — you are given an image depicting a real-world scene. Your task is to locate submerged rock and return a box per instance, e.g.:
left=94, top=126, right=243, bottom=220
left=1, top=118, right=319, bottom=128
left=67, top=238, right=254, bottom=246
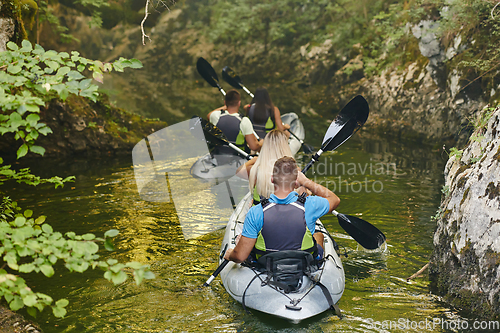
left=430, top=104, right=500, bottom=319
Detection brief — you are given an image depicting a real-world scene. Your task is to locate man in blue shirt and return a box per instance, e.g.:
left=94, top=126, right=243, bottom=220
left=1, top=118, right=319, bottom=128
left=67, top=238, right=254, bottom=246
left=224, top=156, right=340, bottom=263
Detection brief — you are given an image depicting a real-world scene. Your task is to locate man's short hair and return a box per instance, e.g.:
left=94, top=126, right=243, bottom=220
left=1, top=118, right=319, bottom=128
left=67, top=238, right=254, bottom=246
left=273, top=156, right=298, bottom=188
left=225, top=90, right=241, bottom=107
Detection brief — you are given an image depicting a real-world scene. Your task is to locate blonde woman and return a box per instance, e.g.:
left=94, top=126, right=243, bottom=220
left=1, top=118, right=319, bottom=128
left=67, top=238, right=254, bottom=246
left=236, top=129, right=293, bottom=204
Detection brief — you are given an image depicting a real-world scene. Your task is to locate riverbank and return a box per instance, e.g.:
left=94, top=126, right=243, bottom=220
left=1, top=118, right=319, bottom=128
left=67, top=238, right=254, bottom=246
left=0, top=304, right=41, bottom=333
left=0, top=95, right=167, bottom=158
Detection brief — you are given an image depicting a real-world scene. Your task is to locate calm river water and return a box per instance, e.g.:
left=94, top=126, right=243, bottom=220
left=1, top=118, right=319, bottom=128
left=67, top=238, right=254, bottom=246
left=7, top=127, right=489, bottom=333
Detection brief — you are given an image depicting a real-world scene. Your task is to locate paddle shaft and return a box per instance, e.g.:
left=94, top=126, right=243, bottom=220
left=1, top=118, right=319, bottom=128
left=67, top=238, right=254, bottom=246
left=228, top=142, right=252, bottom=160
left=203, top=259, right=229, bottom=286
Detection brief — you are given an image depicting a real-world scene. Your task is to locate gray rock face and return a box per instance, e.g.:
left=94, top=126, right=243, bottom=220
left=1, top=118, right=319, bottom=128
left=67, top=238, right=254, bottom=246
left=361, top=61, right=485, bottom=145
left=430, top=105, right=500, bottom=318
left=412, top=20, right=446, bottom=87
left=0, top=17, right=15, bottom=52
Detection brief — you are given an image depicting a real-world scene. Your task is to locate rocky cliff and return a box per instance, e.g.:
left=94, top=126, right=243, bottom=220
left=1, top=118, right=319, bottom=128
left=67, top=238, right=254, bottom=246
left=430, top=104, right=500, bottom=319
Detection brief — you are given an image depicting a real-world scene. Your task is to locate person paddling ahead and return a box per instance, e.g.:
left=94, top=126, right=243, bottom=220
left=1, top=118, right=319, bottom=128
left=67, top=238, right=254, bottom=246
left=244, top=87, right=290, bottom=140
left=208, top=90, right=263, bottom=153
left=224, top=156, right=340, bottom=263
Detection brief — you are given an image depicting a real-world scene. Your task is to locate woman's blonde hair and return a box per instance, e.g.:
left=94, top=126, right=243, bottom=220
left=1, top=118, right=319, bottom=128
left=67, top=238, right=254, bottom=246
left=249, top=129, right=293, bottom=198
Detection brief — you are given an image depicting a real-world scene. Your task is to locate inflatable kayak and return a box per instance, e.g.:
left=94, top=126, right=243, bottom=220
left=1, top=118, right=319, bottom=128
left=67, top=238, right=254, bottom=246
left=218, top=192, right=345, bottom=322
left=190, top=112, right=305, bottom=180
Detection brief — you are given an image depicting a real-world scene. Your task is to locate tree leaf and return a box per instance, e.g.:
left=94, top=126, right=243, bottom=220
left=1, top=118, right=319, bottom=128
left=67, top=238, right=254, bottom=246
left=24, top=209, right=33, bottom=218
left=7, top=41, right=19, bottom=51
left=82, top=233, right=96, bottom=241
left=7, top=65, right=22, bottom=74
left=42, top=224, right=53, bottom=234
left=17, top=144, right=28, bottom=159
left=23, top=294, right=37, bottom=307
left=67, top=70, right=85, bottom=80
left=104, top=229, right=119, bottom=238
left=56, top=66, right=71, bottom=76
left=60, top=88, right=69, bottom=101
left=27, top=307, right=37, bottom=318
left=56, top=298, right=69, bottom=307
left=26, top=114, right=40, bottom=126
left=52, top=306, right=67, bottom=318
left=10, top=296, right=24, bottom=311
left=92, top=71, right=103, bottom=84
left=29, top=145, right=45, bottom=156
left=45, top=60, right=60, bottom=71
left=38, top=126, right=53, bottom=135
left=19, top=263, right=36, bottom=273
left=17, top=104, right=27, bottom=115
left=104, top=239, right=114, bottom=251
left=129, top=59, right=143, bottom=69
left=112, top=62, right=124, bottom=72
left=20, top=40, right=33, bottom=52
left=111, top=271, right=128, bottom=285
left=25, top=104, right=40, bottom=112
left=35, top=216, right=46, bottom=224
left=40, top=264, right=55, bottom=277
left=107, top=259, right=118, bottom=266
left=14, top=216, right=26, bottom=227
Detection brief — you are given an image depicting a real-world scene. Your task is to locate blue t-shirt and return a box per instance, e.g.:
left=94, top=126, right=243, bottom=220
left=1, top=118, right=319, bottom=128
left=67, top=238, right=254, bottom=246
left=241, top=192, right=330, bottom=239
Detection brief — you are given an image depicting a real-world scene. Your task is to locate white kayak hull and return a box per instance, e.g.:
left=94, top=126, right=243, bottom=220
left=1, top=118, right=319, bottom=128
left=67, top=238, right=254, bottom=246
left=219, top=192, right=345, bottom=322
left=191, top=112, right=305, bottom=180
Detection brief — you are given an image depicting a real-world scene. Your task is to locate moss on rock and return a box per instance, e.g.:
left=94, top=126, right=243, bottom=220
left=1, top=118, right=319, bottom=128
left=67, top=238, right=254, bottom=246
left=0, top=94, right=168, bottom=158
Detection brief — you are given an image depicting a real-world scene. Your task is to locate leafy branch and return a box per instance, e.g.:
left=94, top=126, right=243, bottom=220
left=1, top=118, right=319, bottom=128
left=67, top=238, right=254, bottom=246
left=0, top=196, right=154, bottom=318
left=0, top=40, right=142, bottom=159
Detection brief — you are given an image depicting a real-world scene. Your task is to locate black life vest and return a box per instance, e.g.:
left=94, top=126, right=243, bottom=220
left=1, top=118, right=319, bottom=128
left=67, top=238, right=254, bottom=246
left=215, top=111, right=250, bottom=154
left=248, top=104, right=275, bottom=139
left=252, top=194, right=317, bottom=259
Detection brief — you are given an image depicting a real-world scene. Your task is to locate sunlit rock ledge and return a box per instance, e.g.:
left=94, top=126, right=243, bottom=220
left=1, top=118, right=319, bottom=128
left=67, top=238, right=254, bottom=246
left=430, top=105, right=500, bottom=319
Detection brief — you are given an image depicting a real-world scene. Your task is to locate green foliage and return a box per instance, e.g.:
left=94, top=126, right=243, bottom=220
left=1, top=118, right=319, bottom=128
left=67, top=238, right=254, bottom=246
left=0, top=40, right=142, bottom=159
left=35, top=0, right=109, bottom=43
left=204, top=0, right=499, bottom=83
left=0, top=158, right=75, bottom=188
left=441, top=185, right=450, bottom=196
left=0, top=196, right=154, bottom=318
left=0, top=39, right=150, bottom=318
left=431, top=206, right=443, bottom=221
left=470, top=106, right=495, bottom=132
left=449, top=147, right=463, bottom=160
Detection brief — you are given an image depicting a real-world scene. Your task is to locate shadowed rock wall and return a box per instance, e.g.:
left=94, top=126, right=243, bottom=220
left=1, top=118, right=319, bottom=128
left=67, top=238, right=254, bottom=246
left=430, top=105, right=500, bottom=319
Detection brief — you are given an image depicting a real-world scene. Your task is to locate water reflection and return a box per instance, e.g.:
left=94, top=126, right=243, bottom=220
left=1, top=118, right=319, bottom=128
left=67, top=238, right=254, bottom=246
left=4, top=131, right=476, bottom=332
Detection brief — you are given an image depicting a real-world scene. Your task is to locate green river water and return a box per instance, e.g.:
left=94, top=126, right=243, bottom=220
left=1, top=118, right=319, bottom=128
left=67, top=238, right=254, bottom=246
left=8, top=128, right=491, bottom=333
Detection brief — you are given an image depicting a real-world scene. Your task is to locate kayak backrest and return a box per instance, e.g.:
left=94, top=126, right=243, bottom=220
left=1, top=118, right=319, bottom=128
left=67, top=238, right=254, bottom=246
left=257, top=250, right=317, bottom=293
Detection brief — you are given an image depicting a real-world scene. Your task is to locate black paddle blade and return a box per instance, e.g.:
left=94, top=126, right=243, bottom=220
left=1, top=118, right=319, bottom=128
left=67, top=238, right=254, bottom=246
left=196, top=57, right=220, bottom=88
left=336, top=213, right=386, bottom=250
left=322, top=95, right=369, bottom=152
left=189, top=116, right=229, bottom=150
left=222, top=66, right=243, bottom=89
